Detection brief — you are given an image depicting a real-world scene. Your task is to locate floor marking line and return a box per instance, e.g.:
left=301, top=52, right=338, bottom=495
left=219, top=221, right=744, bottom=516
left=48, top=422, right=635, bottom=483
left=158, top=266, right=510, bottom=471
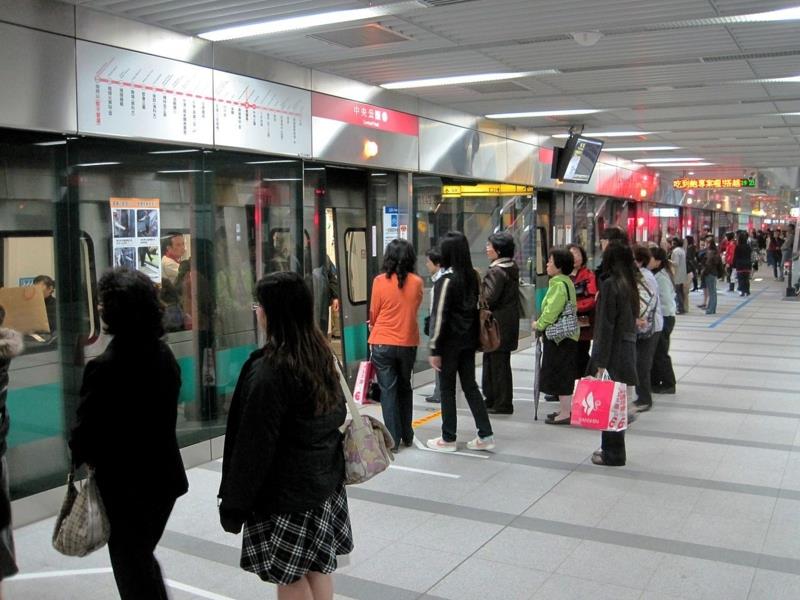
left=388, top=465, right=460, bottom=478
left=10, top=567, right=114, bottom=580
left=708, top=288, right=767, bottom=328
left=412, top=410, right=442, bottom=428
left=165, top=579, right=239, bottom=600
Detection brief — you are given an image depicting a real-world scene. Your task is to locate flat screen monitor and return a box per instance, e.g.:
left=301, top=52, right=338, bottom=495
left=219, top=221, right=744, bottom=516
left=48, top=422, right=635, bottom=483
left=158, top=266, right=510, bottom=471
left=551, top=134, right=604, bottom=183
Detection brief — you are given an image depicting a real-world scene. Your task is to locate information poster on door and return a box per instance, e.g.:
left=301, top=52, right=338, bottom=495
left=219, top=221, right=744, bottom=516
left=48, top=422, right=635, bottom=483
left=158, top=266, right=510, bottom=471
left=383, top=206, right=399, bottom=251
left=77, top=41, right=214, bottom=145
left=110, top=197, right=162, bottom=283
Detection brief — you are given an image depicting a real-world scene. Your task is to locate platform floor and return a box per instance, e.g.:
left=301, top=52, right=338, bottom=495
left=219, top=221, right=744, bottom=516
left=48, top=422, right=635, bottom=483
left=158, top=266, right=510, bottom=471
left=7, top=276, right=800, bottom=599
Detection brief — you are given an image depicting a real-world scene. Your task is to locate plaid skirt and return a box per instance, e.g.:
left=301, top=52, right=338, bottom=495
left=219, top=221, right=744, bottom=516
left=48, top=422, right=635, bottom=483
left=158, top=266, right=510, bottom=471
left=241, top=484, right=353, bottom=585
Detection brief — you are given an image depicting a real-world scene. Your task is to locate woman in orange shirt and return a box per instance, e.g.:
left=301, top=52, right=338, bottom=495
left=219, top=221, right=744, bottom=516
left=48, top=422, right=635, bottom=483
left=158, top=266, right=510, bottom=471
left=369, top=239, right=424, bottom=451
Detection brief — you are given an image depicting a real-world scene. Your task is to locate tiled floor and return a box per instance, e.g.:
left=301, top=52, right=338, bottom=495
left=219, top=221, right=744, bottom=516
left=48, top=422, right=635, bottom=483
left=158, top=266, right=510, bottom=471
left=7, top=277, right=800, bottom=599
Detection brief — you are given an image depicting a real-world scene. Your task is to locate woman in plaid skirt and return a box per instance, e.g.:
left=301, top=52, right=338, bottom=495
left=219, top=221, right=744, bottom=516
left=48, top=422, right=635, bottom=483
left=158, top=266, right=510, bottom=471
left=218, top=272, right=353, bottom=600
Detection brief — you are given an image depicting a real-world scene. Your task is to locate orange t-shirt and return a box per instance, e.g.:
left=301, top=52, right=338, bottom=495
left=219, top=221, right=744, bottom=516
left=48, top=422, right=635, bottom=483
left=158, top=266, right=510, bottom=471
left=368, top=273, right=423, bottom=347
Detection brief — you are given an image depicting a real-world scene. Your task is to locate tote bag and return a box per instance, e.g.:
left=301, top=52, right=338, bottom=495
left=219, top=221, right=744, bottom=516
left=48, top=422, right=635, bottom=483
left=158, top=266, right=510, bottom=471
left=52, top=468, right=110, bottom=557
left=544, top=281, right=579, bottom=341
left=570, top=376, right=628, bottom=432
left=336, top=362, right=394, bottom=485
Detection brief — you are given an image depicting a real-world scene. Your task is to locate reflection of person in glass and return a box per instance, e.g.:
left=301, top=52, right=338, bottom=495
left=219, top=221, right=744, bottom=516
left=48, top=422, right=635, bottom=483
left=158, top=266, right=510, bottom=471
left=161, top=233, right=185, bottom=283
left=312, top=255, right=339, bottom=337
left=0, top=304, right=23, bottom=589
left=69, top=269, right=188, bottom=599
left=33, top=275, right=57, bottom=333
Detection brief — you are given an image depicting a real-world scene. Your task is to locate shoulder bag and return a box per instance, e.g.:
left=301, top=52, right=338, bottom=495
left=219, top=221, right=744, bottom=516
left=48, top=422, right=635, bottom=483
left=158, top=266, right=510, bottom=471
left=478, top=300, right=501, bottom=352
left=336, top=361, right=394, bottom=485
left=52, top=467, right=110, bottom=557
left=545, top=281, right=579, bottom=341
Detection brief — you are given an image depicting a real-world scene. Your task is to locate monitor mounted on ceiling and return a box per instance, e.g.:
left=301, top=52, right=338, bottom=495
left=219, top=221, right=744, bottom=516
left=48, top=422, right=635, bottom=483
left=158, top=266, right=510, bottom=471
left=551, top=133, right=604, bottom=184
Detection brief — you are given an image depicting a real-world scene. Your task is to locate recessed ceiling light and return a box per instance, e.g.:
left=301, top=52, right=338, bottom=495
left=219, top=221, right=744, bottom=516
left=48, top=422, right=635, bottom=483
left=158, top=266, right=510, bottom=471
left=199, top=1, right=420, bottom=41
left=552, top=131, right=655, bottom=138
left=603, top=146, right=680, bottom=151
left=633, top=157, right=704, bottom=163
left=245, top=160, right=298, bottom=164
left=486, top=109, right=602, bottom=119
left=149, top=149, right=200, bottom=154
left=646, top=162, right=714, bottom=167
left=34, top=140, right=67, bottom=146
left=381, top=70, right=558, bottom=90
left=75, top=162, right=121, bottom=167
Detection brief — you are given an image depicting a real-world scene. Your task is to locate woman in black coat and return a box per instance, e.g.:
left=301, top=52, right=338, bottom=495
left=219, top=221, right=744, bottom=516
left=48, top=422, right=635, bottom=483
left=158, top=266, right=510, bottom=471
left=70, top=269, right=188, bottom=600
left=481, top=231, right=520, bottom=415
left=218, top=272, right=352, bottom=600
left=733, top=230, right=752, bottom=296
left=586, top=243, right=640, bottom=467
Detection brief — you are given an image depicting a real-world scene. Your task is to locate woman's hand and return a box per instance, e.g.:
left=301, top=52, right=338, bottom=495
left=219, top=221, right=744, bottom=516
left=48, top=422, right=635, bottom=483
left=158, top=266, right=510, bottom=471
left=219, top=506, right=245, bottom=534
left=428, top=355, right=442, bottom=372
left=595, top=368, right=607, bottom=379
left=531, top=319, right=537, bottom=331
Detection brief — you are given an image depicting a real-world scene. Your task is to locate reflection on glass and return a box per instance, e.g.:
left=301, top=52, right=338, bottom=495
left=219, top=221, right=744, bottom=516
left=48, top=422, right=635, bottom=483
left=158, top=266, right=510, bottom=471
left=344, top=230, right=367, bottom=304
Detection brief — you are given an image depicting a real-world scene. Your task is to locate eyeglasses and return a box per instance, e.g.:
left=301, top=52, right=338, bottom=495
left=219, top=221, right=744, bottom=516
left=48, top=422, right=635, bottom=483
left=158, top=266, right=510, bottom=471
left=251, top=302, right=260, bottom=312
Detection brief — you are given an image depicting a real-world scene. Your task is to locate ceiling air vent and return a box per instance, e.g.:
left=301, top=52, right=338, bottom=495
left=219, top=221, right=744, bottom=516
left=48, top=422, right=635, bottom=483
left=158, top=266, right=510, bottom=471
left=701, top=48, right=800, bottom=63
left=462, top=81, right=530, bottom=93
left=309, top=24, right=411, bottom=48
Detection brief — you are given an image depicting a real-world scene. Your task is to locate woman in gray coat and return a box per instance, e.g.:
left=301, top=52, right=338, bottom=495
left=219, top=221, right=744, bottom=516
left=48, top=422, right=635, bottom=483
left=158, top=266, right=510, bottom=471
left=481, top=231, right=520, bottom=415
left=587, top=242, right=639, bottom=467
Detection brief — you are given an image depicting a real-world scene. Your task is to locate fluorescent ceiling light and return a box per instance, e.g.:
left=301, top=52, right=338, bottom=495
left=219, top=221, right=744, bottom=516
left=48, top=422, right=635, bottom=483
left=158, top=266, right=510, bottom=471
left=646, top=162, right=714, bottom=167
left=633, top=157, right=704, bottom=163
left=552, top=131, right=655, bottom=138
left=246, top=160, right=297, bottom=164
left=263, top=178, right=302, bottom=182
left=157, top=169, right=211, bottom=174
left=486, top=109, right=602, bottom=119
left=729, top=6, right=800, bottom=23
left=34, top=140, right=67, bottom=146
left=603, top=145, right=680, bottom=151
left=303, top=167, right=325, bottom=171
left=200, top=2, right=420, bottom=41
left=752, top=75, right=800, bottom=83
left=381, top=70, right=558, bottom=90
left=370, top=172, right=387, bottom=176
left=149, top=149, right=200, bottom=155
left=75, top=162, right=120, bottom=167
left=770, top=112, right=800, bottom=116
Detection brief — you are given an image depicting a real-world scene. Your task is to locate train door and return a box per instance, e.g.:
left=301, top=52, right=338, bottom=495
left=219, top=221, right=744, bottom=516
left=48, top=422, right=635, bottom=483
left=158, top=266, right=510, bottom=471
left=303, top=167, right=372, bottom=383
left=533, top=190, right=553, bottom=314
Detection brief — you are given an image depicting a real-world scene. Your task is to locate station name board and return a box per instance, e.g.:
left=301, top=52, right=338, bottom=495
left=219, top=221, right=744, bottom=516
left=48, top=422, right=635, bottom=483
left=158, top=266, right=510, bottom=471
left=673, top=177, right=756, bottom=190
left=442, top=183, right=534, bottom=198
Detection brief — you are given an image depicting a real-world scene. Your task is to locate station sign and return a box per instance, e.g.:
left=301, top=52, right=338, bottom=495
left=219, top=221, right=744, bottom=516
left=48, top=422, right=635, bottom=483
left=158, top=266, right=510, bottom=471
left=673, top=177, right=756, bottom=190
left=442, top=183, right=534, bottom=198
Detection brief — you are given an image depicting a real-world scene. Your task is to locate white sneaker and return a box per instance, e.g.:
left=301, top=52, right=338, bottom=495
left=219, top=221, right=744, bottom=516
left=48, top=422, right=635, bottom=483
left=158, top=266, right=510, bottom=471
left=426, top=437, right=457, bottom=452
left=466, top=436, right=495, bottom=451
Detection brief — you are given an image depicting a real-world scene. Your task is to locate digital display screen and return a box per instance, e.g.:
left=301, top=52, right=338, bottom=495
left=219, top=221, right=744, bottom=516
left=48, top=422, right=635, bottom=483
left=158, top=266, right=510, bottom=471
left=561, top=135, right=604, bottom=183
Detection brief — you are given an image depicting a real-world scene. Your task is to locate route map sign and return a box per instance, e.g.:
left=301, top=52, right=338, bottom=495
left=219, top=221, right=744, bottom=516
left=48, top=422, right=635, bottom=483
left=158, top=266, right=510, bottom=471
left=77, top=41, right=214, bottom=145
left=214, top=71, right=311, bottom=157
left=673, top=177, right=756, bottom=190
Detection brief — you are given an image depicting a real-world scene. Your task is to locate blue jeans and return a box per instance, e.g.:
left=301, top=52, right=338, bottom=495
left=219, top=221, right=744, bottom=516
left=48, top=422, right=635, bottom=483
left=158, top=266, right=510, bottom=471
left=371, top=345, right=416, bottom=448
left=704, top=275, right=717, bottom=314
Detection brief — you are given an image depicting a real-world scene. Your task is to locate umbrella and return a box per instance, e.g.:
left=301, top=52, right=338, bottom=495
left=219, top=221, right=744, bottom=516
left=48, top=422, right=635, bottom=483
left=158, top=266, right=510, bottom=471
left=532, top=333, right=542, bottom=420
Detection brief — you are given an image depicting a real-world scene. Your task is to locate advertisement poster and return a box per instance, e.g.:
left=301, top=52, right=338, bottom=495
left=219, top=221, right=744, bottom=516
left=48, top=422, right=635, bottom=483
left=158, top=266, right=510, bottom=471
left=110, top=197, right=161, bottom=283
left=383, top=206, right=399, bottom=251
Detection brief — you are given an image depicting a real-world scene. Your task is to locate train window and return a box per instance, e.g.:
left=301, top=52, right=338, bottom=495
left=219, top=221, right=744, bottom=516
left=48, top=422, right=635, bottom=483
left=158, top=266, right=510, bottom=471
left=344, top=229, right=367, bottom=304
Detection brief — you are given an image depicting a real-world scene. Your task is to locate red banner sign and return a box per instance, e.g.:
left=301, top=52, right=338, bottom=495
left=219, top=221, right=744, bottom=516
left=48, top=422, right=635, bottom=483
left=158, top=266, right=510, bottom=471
left=312, top=93, right=419, bottom=137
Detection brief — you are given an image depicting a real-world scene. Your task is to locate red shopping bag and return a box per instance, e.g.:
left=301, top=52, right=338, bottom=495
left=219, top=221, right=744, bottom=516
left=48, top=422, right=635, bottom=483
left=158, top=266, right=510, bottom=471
left=353, top=360, right=375, bottom=405
left=570, top=377, right=628, bottom=431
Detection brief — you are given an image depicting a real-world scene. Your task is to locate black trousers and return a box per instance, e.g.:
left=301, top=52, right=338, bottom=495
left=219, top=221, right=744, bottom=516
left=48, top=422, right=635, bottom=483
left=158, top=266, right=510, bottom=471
left=635, top=332, right=660, bottom=406
left=576, top=339, right=591, bottom=378
left=440, top=346, right=493, bottom=442
left=650, top=316, right=676, bottom=389
left=601, top=430, right=626, bottom=466
left=482, top=350, right=513, bottom=412
left=674, top=283, right=685, bottom=313
left=106, top=495, right=176, bottom=600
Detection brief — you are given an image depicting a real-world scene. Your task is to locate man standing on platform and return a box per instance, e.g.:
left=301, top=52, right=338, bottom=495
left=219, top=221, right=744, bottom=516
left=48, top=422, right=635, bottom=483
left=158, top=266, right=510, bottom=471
left=670, top=238, right=688, bottom=314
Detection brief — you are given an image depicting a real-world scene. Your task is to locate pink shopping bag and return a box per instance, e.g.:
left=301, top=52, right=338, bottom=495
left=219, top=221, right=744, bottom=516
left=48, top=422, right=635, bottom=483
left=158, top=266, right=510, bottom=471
left=352, top=360, right=375, bottom=405
left=570, top=377, right=628, bottom=431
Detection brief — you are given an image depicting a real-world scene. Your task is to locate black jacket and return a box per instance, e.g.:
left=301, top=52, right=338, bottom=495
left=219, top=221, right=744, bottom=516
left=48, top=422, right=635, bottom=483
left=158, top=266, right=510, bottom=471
left=586, top=275, right=638, bottom=385
left=0, top=328, right=23, bottom=458
left=701, top=249, right=724, bottom=279
left=218, top=349, right=346, bottom=523
left=733, top=243, right=752, bottom=271
left=481, top=259, right=520, bottom=353
left=429, top=271, right=480, bottom=356
left=70, top=337, right=188, bottom=503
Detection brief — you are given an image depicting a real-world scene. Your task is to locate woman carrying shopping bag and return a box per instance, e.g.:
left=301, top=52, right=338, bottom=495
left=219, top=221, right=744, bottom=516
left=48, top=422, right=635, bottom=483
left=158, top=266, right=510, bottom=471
left=533, top=248, right=580, bottom=426
left=426, top=232, right=495, bottom=452
left=70, top=269, right=188, bottom=599
left=368, top=239, right=424, bottom=451
left=587, top=242, right=640, bottom=467
left=218, top=272, right=353, bottom=600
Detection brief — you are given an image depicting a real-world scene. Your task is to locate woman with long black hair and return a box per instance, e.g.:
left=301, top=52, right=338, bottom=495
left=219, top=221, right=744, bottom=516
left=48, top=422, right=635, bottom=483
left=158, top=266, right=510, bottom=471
left=70, top=268, right=188, bottom=599
left=369, top=239, right=424, bottom=450
left=218, top=272, right=353, bottom=600
left=587, top=242, right=640, bottom=467
left=426, top=232, right=495, bottom=452
left=734, top=230, right=752, bottom=296
left=649, top=246, right=677, bottom=394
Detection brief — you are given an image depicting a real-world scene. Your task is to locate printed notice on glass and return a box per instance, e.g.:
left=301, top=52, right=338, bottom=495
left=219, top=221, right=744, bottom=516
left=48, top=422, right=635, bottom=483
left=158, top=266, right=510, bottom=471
left=214, top=71, right=311, bottom=157
left=77, top=41, right=213, bottom=145
left=383, top=206, right=399, bottom=251
left=110, top=198, right=162, bottom=284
